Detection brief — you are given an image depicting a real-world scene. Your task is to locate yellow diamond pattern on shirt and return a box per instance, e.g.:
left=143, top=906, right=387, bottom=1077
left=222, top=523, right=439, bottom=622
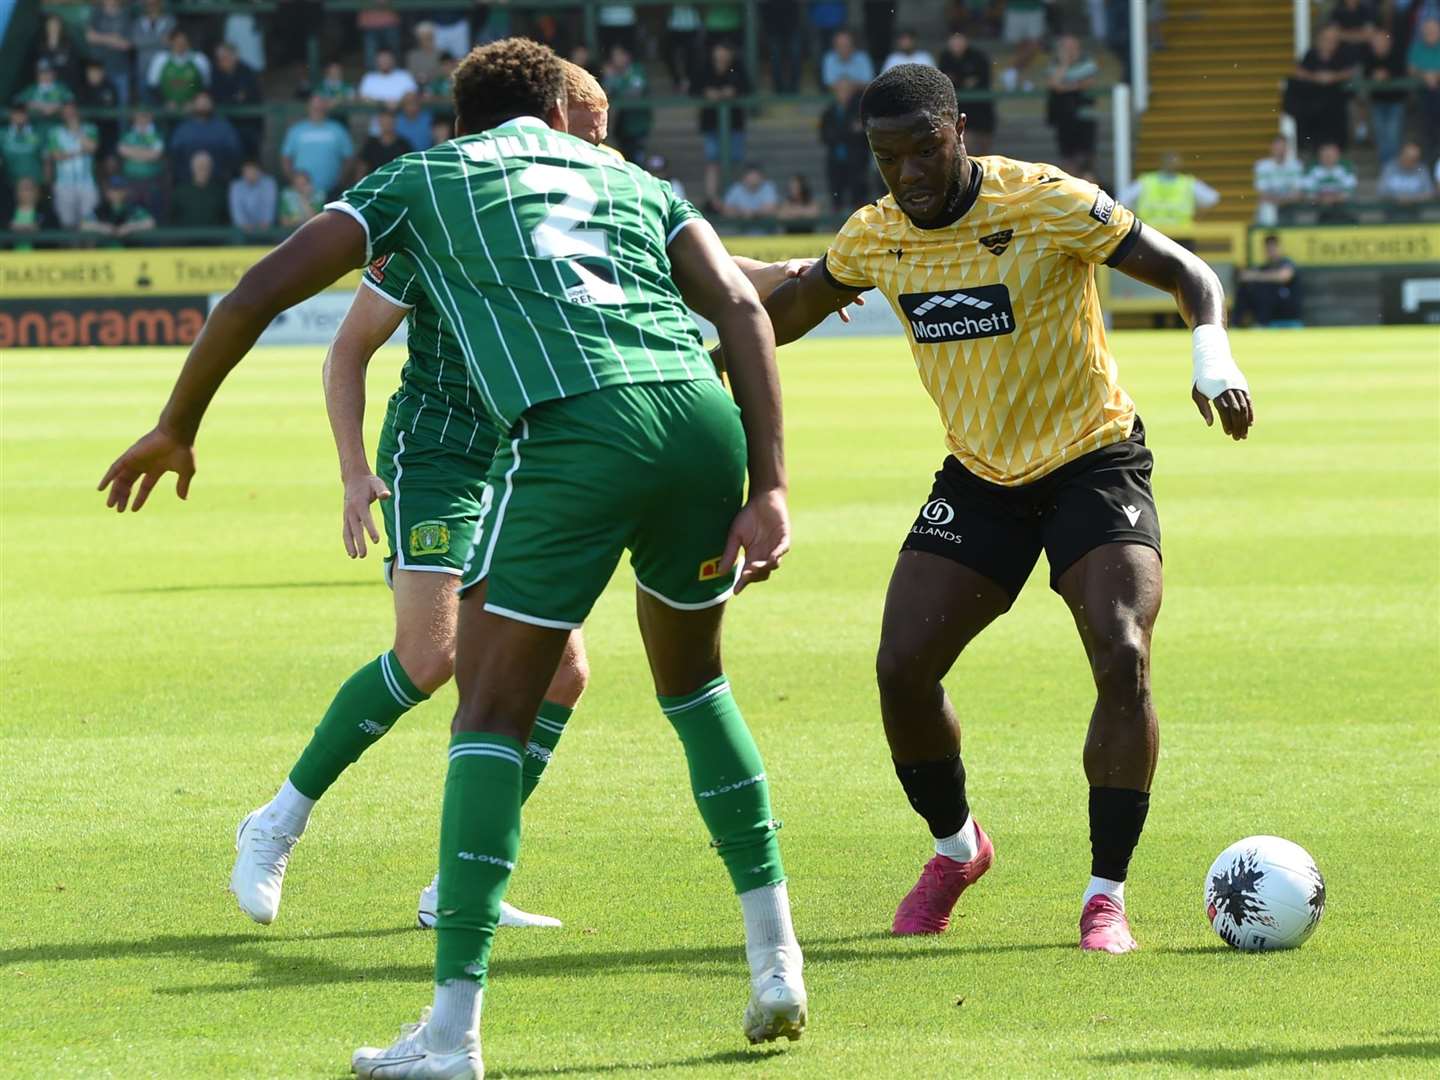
left=825, top=156, right=1138, bottom=486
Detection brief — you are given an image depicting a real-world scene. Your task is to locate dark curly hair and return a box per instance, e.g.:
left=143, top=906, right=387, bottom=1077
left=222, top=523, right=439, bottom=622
left=860, top=63, right=958, bottom=127
left=452, top=37, right=567, bottom=134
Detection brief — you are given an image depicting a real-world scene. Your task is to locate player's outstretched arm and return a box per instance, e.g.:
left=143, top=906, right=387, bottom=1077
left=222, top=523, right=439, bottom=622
left=324, top=284, right=407, bottom=558
left=761, top=258, right=867, bottom=346
left=98, top=211, right=368, bottom=512
left=669, top=219, right=789, bottom=593
left=733, top=255, right=867, bottom=322
left=1112, top=227, right=1255, bottom=441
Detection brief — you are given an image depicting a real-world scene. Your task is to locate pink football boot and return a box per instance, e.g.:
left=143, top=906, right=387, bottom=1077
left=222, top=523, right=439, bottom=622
left=892, top=820, right=994, bottom=935
left=1079, top=895, right=1139, bottom=953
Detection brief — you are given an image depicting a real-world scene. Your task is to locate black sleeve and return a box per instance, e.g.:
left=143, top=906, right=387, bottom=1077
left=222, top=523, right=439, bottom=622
left=1103, top=218, right=1142, bottom=268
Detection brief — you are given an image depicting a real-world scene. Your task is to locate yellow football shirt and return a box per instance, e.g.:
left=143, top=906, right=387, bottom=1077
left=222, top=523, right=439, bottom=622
left=824, top=156, right=1141, bottom=486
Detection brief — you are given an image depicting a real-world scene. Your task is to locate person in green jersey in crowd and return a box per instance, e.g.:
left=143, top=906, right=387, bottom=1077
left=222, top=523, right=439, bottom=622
left=101, top=36, right=805, bottom=1078
left=2, top=105, right=46, bottom=184
left=224, top=55, right=831, bottom=938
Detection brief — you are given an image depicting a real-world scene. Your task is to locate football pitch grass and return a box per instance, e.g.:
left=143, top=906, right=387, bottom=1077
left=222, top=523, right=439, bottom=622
left=2, top=327, right=1438, bottom=1078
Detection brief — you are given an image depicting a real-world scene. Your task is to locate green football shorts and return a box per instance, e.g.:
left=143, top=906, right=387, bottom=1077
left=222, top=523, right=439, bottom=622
left=375, top=407, right=497, bottom=584
left=460, top=378, right=747, bottom=628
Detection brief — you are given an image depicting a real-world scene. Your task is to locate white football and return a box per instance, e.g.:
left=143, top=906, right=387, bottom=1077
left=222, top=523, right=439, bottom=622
left=1205, top=836, right=1325, bottom=951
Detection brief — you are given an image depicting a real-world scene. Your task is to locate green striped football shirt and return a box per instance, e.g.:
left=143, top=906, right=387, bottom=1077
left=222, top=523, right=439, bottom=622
left=329, top=115, right=715, bottom=432
left=362, top=251, right=494, bottom=456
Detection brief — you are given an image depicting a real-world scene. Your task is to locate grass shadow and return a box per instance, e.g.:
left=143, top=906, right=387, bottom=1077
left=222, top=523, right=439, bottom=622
left=2, top=925, right=1071, bottom=997
left=1089, top=1041, right=1440, bottom=1070
left=496, top=1048, right=792, bottom=1076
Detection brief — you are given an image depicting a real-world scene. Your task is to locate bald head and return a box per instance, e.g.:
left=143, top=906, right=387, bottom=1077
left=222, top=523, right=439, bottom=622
left=561, top=60, right=608, bottom=144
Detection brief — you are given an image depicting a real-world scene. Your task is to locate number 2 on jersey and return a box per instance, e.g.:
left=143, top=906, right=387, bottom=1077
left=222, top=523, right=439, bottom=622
left=518, top=163, right=625, bottom=306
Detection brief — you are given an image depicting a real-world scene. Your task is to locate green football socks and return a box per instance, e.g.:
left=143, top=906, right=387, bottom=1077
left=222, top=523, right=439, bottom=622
left=434, top=732, right=524, bottom=985
left=288, top=651, right=428, bottom=800
left=659, top=674, right=786, bottom=893
left=521, top=701, right=571, bottom=802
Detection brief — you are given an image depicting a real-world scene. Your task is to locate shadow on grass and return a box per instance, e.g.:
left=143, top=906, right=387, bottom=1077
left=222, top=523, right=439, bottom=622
left=1, top=926, right=1070, bottom=996
left=1089, top=1041, right=1440, bottom=1070
left=496, top=1048, right=793, bottom=1076
left=110, top=580, right=372, bottom=594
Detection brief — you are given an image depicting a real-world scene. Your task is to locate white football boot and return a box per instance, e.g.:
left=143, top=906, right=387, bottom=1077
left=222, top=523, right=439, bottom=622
left=417, top=873, right=562, bottom=930
left=352, top=1008, right=482, bottom=1080
left=229, top=809, right=299, bottom=925
left=742, top=960, right=808, bottom=1044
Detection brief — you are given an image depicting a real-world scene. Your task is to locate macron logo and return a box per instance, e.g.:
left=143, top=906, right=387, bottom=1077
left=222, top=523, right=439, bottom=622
left=1123, top=504, right=1142, bottom=526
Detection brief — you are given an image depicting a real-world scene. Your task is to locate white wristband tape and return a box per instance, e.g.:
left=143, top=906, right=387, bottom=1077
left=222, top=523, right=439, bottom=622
left=1192, top=324, right=1249, bottom=399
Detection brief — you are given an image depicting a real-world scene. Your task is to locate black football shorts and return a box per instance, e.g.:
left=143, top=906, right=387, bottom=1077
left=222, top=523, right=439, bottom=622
left=901, top=418, right=1163, bottom=603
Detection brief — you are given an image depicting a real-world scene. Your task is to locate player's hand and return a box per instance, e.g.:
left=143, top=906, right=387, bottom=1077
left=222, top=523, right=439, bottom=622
left=98, top=427, right=196, bottom=513
left=780, top=258, right=867, bottom=323
left=342, top=472, right=391, bottom=558
left=1192, top=385, right=1255, bottom=440
left=721, top=487, right=791, bottom=594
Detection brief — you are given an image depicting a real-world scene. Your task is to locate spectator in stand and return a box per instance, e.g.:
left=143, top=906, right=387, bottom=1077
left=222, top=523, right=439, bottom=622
left=395, top=93, right=434, bottom=153
left=76, top=61, right=121, bottom=161
left=693, top=40, right=752, bottom=207
left=118, top=108, right=166, bottom=214
left=281, top=96, right=354, bottom=199
left=722, top=162, right=780, bottom=222
left=763, top=0, right=804, bottom=94
left=47, top=102, right=100, bottom=228
left=87, top=0, right=135, bottom=106
left=406, top=23, right=443, bottom=88
left=864, top=0, right=898, bottom=69
left=1046, top=34, right=1100, bottom=175
left=1121, top=151, right=1221, bottom=228
left=430, top=6, right=472, bottom=66
left=1233, top=234, right=1302, bottom=328
left=567, top=43, right=598, bottom=79
left=224, top=9, right=266, bottom=72
left=663, top=5, right=703, bottom=92
left=358, top=49, right=419, bottom=108
left=7, top=178, right=59, bottom=250
left=430, top=117, right=452, bottom=147
left=603, top=44, right=651, bottom=161
left=131, top=0, right=176, bottom=106
left=1002, top=0, right=1049, bottom=90
left=810, top=1, right=848, bottom=57
left=316, top=61, right=356, bottom=104
left=2, top=106, right=45, bottom=188
left=1409, top=17, right=1440, bottom=155
left=168, top=93, right=243, bottom=183
left=357, top=1, right=403, bottom=71
left=882, top=30, right=936, bottom=73
left=822, top=30, right=875, bottom=88
left=1304, top=142, right=1358, bottom=219
left=278, top=169, right=324, bottom=228
left=1288, top=24, right=1357, bottom=152
left=16, top=61, right=74, bottom=131
left=425, top=55, right=457, bottom=100
left=1378, top=140, right=1438, bottom=201
left=820, top=77, right=869, bottom=211
left=940, top=32, right=995, bottom=155
left=34, top=15, right=82, bottom=87
left=229, top=159, right=277, bottom=232
left=1366, top=31, right=1411, bottom=166
left=361, top=109, right=413, bottom=175
left=148, top=29, right=211, bottom=109
left=1332, top=0, right=1380, bottom=67
left=170, top=149, right=227, bottom=227
left=211, top=43, right=263, bottom=157
left=83, top=176, right=155, bottom=246
left=644, top=152, right=686, bottom=198
left=775, top=173, right=821, bottom=231
left=1252, top=136, right=1306, bottom=226
left=597, top=4, right=639, bottom=55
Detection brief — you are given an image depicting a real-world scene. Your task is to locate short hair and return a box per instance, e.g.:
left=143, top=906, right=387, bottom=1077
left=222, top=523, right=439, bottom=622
left=1263, top=234, right=1280, bottom=245
left=561, top=59, right=607, bottom=114
left=453, top=37, right=566, bottom=133
left=860, top=63, right=958, bottom=126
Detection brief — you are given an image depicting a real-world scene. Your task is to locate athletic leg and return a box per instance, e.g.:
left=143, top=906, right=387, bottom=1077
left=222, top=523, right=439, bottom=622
left=230, top=569, right=452, bottom=925
left=1058, top=543, right=1162, bottom=952
left=636, top=590, right=804, bottom=1044
left=878, top=551, right=1010, bottom=934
